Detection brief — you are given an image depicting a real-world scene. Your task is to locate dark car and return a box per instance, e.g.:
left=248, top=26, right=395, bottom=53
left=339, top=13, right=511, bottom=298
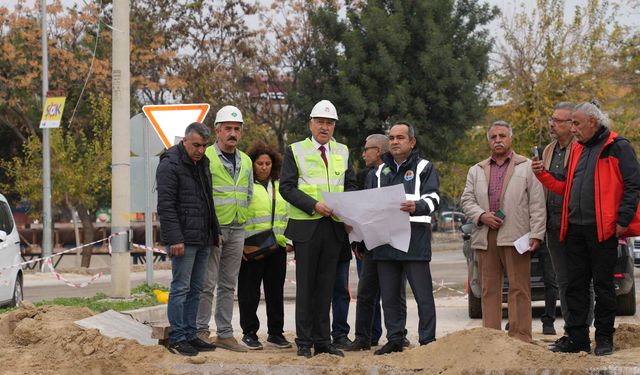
left=461, top=223, right=636, bottom=318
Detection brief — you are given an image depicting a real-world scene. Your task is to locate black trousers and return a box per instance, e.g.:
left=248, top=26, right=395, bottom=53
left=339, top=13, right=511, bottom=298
left=355, top=251, right=406, bottom=344
left=237, top=247, right=287, bottom=336
left=565, top=224, right=618, bottom=343
left=378, top=261, right=435, bottom=344
left=538, top=242, right=558, bottom=326
left=294, top=218, right=342, bottom=347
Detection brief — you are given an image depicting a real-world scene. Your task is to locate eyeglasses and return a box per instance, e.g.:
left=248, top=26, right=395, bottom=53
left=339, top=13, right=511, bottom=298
left=548, top=117, right=572, bottom=124
left=363, top=146, right=379, bottom=152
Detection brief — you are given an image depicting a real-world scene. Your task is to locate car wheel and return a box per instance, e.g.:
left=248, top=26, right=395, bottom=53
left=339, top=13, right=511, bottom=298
left=9, top=274, right=22, bottom=308
left=616, top=282, right=636, bottom=316
left=468, top=287, right=482, bottom=319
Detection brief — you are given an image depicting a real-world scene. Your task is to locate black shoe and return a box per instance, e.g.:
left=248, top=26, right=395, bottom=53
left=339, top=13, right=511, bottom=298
left=542, top=324, right=556, bottom=335
left=549, top=335, right=569, bottom=349
left=402, top=337, right=410, bottom=347
left=374, top=340, right=403, bottom=355
left=266, top=334, right=292, bottom=349
left=188, top=337, right=216, bottom=352
left=241, top=332, right=263, bottom=350
left=297, top=345, right=312, bottom=358
left=344, top=338, right=371, bottom=351
left=594, top=338, right=614, bottom=356
left=419, top=338, right=435, bottom=346
left=314, top=344, right=344, bottom=357
left=549, top=337, right=591, bottom=353
left=505, top=322, right=510, bottom=331
left=168, top=340, right=198, bottom=356
left=332, top=336, right=353, bottom=349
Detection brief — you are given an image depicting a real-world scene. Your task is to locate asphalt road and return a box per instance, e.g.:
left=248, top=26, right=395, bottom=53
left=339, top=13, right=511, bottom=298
left=23, top=246, right=469, bottom=302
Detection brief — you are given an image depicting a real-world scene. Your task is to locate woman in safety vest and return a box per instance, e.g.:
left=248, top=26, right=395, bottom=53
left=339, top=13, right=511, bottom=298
left=237, top=140, right=293, bottom=350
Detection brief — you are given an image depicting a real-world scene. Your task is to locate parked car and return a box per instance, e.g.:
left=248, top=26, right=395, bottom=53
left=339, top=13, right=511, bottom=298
left=435, top=211, right=467, bottom=232
left=0, top=194, right=23, bottom=308
left=630, top=236, right=640, bottom=267
left=461, top=223, right=636, bottom=318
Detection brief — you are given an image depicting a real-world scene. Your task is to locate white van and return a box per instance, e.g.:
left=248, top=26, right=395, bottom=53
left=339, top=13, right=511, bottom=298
left=0, top=194, right=23, bottom=307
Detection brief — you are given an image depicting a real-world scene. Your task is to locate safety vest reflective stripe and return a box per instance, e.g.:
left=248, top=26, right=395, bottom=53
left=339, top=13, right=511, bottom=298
left=205, top=147, right=252, bottom=225
left=376, top=159, right=435, bottom=224
left=214, top=185, right=250, bottom=194
left=245, top=216, right=272, bottom=226
left=288, top=139, right=349, bottom=221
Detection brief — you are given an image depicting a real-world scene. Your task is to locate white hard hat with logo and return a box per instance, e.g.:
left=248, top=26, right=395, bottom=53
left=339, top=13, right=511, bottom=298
left=215, top=105, right=243, bottom=124
left=309, top=100, right=338, bottom=121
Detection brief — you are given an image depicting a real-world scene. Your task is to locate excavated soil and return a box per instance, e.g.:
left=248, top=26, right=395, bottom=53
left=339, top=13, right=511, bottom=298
left=1, top=304, right=639, bottom=375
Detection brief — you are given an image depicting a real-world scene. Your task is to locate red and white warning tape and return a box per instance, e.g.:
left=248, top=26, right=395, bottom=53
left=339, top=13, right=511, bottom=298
left=131, top=243, right=167, bottom=255
left=43, top=257, right=104, bottom=288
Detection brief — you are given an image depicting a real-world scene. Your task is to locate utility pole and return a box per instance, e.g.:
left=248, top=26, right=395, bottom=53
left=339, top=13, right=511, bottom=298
left=41, top=0, right=52, bottom=264
left=111, top=0, right=131, bottom=297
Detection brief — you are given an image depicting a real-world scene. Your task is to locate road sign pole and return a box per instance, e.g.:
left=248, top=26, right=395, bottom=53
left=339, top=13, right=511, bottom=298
left=143, top=118, right=154, bottom=285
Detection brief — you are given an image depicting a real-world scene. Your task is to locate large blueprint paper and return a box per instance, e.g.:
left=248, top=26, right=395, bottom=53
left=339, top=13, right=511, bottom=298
left=322, top=184, right=410, bottom=252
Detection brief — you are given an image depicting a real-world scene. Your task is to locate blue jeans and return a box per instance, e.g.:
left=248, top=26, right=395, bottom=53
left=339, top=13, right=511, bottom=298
left=331, top=259, right=351, bottom=339
left=167, top=245, right=210, bottom=345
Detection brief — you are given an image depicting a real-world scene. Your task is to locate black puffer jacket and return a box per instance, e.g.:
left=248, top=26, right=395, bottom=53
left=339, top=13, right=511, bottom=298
left=156, top=142, right=220, bottom=246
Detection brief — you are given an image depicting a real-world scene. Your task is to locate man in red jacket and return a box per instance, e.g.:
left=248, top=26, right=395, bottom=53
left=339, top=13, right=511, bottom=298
left=532, top=102, right=640, bottom=356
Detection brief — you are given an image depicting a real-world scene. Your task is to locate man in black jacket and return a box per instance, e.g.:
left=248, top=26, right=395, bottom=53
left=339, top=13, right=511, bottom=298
left=370, top=122, right=440, bottom=355
left=156, top=122, right=221, bottom=356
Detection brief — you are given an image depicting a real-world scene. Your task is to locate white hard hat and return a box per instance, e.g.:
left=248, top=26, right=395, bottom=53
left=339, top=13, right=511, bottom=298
left=309, top=100, right=338, bottom=121
left=215, top=105, right=243, bottom=124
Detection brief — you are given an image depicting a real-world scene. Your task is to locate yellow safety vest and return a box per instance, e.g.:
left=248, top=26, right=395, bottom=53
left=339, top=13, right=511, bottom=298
left=205, top=147, right=252, bottom=225
left=244, top=180, right=288, bottom=247
left=288, top=138, right=349, bottom=221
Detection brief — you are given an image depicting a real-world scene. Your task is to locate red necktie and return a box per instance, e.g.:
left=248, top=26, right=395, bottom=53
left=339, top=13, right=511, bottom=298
left=319, top=145, right=328, bottom=167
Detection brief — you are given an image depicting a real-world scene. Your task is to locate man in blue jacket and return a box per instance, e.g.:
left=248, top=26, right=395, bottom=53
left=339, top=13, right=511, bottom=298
left=156, top=122, right=220, bottom=356
left=370, top=122, right=440, bottom=354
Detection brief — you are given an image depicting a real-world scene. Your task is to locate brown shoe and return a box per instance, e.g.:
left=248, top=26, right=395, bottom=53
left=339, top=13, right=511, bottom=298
left=215, top=336, right=248, bottom=352
left=196, top=331, right=212, bottom=343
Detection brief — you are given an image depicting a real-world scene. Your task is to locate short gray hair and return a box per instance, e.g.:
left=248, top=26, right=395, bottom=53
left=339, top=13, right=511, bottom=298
left=574, top=102, right=611, bottom=128
left=487, top=120, right=512, bottom=140
left=366, top=134, right=389, bottom=153
left=185, top=122, right=210, bottom=140
left=553, top=101, right=576, bottom=112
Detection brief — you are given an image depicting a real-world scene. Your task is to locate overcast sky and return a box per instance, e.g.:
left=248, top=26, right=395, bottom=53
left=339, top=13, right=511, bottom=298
left=4, top=0, right=638, bottom=47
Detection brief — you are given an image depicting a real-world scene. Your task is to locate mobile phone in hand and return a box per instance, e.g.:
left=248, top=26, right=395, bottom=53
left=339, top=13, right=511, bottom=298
left=495, top=208, right=506, bottom=220
left=532, top=146, right=543, bottom=161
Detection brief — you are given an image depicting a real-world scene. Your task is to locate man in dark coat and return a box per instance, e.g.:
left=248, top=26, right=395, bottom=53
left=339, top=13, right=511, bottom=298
left=279, top=100, right=358, bottom=358
left=369, top=122, right=440, bottom=355
left=156, top=122, right=221, bottom=356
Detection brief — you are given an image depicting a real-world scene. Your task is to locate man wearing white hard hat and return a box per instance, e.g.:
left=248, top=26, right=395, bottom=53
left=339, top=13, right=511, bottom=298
left=280, top=99, right=358, bottom=358
left=196, top=105, right=253, bottom=352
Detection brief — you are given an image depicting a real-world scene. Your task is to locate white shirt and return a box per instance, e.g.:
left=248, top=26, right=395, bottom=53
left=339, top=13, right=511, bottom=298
left=311, top=137, right=331, bottom=158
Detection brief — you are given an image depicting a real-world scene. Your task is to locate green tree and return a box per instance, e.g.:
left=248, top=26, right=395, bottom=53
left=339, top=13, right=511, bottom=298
left=1, top=94, right=112, bottom=267
left=334, top=0, right=499, bottom=161
left=492, top=0, right=626, bottom=152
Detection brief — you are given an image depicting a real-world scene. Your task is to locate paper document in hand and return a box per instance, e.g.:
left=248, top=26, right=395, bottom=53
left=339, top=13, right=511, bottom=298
left=513, top=232, right=530, bottom=254
left=322, top=184, right=411, bottom=252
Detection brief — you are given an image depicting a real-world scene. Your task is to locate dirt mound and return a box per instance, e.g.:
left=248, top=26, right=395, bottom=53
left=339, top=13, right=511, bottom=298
left=0, top=304, right=178, bottom=375
left=376, top=327, right=605, bottom=373
left=615, top=323, right=640, bottom=350
left=1, top=305, right=639, bottom=374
